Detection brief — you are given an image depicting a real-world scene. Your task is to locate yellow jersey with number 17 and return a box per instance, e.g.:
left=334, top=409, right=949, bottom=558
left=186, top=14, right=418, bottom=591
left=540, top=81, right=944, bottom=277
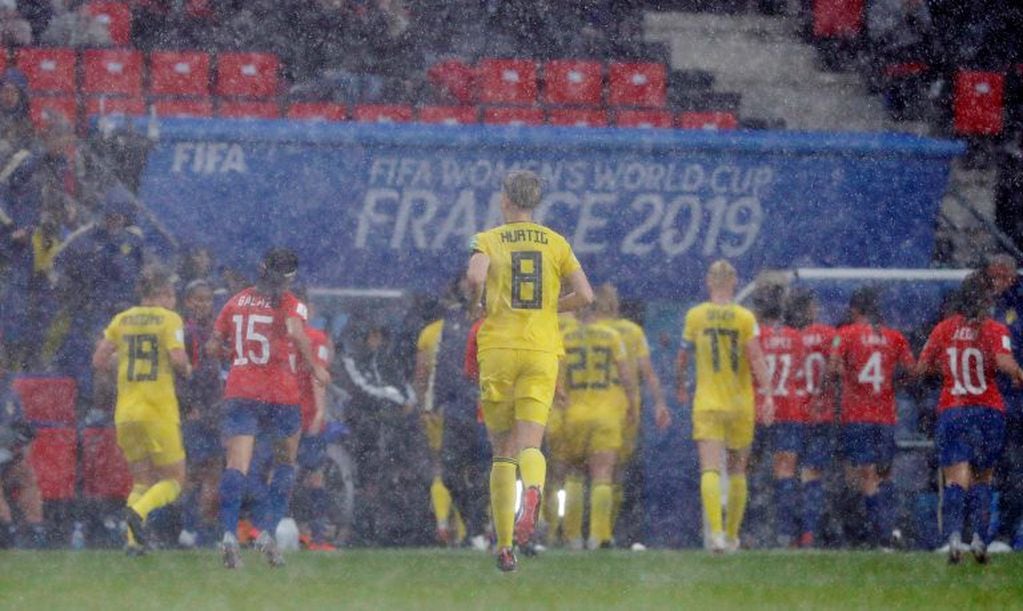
left=470, top=221, right=580, bottom=355
left=682, top=302, right=758, bottom=413
left=103, top=305, right=185, bottom=424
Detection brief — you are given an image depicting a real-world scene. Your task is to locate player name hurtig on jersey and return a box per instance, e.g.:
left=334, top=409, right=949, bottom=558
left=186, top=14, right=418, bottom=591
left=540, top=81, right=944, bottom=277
left=499, top=228, right=550, bottom=244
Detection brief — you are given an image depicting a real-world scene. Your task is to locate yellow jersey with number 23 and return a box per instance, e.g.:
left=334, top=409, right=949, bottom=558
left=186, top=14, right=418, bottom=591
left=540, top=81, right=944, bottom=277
left=683, top=302, right=758, bottom=414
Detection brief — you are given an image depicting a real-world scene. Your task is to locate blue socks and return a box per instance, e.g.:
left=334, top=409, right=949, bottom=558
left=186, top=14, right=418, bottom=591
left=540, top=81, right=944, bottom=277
left=801, top=479, right=824, bottom=540
left=774, top=477, right=800, bottom=541
left=943, top=484, right=966, bottom=541
left=967, top=483, right=993, bottom=544
left=877, top=481, right=897, bottom=543
left=181, top=488, right=199, bottom=533
left=218, top=468, right=246, bottom=538
left=256, top=463, right=297, bottom=533
left=308, top=487, right=330, bottom=543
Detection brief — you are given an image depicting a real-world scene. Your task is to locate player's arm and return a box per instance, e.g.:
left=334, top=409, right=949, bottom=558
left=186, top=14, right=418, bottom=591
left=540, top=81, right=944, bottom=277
left=997, top=353, right=1023, bottom=386
left=169, top=347, right=192, bottom=379
left=616, top=354, right=640, bottom=424
left=287, top=317, right=330, bottom=385
left=558, top=268, right=594, bottom=312
left=912, top=332, right=938, bottom=379
left=746, top=337, right=774, bottom=425
left=310, top=340, right=333, bottom=435
left=638, top=354, right=672, bottom=429
left=413, top=347, right=432, bottom=413
left=466, top=251, right=489, bottom=320
left=91, top=338, right=117, bottom=372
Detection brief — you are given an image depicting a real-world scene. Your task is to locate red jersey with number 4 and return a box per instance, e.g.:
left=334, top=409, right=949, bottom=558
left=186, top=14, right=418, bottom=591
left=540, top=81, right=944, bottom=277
left=800, top=324, right=837, bottom=424
left=919, top=315, right=1011, bottom=413
left=833, top=323, right=914, bottom=424
left=758, top=324, right=806, bottom=423
left=215, top=287, right=308, bottom=405
left=298, top=327, right=331, bottom=432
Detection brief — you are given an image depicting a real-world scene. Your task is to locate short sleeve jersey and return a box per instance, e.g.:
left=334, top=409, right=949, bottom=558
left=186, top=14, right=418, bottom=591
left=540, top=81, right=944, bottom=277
left=103, top=306, right=185, bottom=423
left=416, top=319, right=444, bottom=413
left=800, top=323, right=837, bottom=423
left=298, top=327, right=331, bottom=432
left=758, top=324, right=806, bottom=423
left=683, top=302, right=758, bottom=413
left=919, top=315, right=1011, bottom=413
left=214, top=287, right=308, bottom=405
left=562, top=322, right=628, bottom=415
left=470, top=222, right=581, bottom=355
left=833, top=322, right=914, bottom=424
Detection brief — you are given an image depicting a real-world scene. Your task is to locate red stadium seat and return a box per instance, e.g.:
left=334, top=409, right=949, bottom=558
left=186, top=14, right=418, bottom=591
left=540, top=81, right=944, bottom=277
left=427, top=59, right=476, bottom=104
left=152, top=97, right=213, bottom=117
left=12, top=377, right=77, bottom=425
left=16, top=48, right=76, bottom=94
left=547, top=108, right=607, bottom=127
left=543, top=60, right=603, bottom=106
left=286, top=101, right=347, bottom=121
left=27, top=428, right=76, bottom=501
left=953, top=70, right=1005, bottom=136
left=417, top=105, right=478, bottom=125
left=85, top=1, right=132, bottom=47
left=614, top=109, right=672, bottom=128
left=608, top=62, right=667, bottom=108
left=352, top=104, right=413, bottom=123
left=81, top=427, right=131, bottom=500
left=676, top=111, right=738, bottom=131
left=216, top=98, right=280, bottom=119
left=149, top=51, right=210, bottom=97
left=216, top=52, right=279, bottom=98
left=482, top=106, right=544, bottom=126
left=85, top=95, right=145, bottom=118
left=478, top=59, right=537, bottom=105
left=82, top=49, right=143, bottom=96
left=28, top=95, right=78, bottom=129
left=812, top=0, right=865, bottom=39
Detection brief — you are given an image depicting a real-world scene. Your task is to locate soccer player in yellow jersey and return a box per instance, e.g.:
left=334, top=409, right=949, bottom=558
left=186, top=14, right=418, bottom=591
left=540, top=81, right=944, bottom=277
left=92, top=265, right=192, bottom=554
left=466, top=170, right=593, bottom=571
left=677, top=261, right=773, bottom=553
left=560, top=305, right=638, bottom=549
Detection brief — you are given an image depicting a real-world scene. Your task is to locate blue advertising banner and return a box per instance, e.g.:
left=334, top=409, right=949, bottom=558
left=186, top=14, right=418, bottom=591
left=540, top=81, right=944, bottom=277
left=137, top=120, right=962, bottom=299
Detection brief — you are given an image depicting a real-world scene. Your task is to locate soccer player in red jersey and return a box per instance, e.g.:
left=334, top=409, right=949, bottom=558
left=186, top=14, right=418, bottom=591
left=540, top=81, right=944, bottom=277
left=208, top=249, right=329, bottom=569
left=830, top=288, right=914, bottom=549
left=785, top=288, right=837, bottom=547
left=916, top=273, right=1023, bottom=564
left=752, top=285, right=806, bottom=547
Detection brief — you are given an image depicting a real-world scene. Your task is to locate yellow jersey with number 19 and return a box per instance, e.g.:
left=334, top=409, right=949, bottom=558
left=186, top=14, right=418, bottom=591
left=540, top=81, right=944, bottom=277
left=682, top=302, right=758, bottom=414
left=470, top=221, right=580, bottom=355
left=103, top=305, right=185, bottom=424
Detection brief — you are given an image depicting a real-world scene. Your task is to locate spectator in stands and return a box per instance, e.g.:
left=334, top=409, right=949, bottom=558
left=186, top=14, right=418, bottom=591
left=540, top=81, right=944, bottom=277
left=0, top=369, right=46, bottom=548
left=0, top=0, right=31, bottom=47
left=41, top=0, right=111, bottom=48
left=0, top=68, right=33, bottom=152
left=177, top=245, right=215, bottom=290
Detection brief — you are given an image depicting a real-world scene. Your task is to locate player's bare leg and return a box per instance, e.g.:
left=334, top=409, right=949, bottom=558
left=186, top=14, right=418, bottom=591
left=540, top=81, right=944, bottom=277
left=255, top=433, right=301, bottom=568
left=587, top=451, right=617, bottom=549
left=724, top=447, right=751, bottom=552
left=6, top=460, right=46, bottom=548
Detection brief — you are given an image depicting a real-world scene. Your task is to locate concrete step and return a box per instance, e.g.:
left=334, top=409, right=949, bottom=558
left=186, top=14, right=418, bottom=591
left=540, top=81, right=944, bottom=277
left=659, top=34, right=820, bottom=82
left=645, top=11, right=797, bottom=39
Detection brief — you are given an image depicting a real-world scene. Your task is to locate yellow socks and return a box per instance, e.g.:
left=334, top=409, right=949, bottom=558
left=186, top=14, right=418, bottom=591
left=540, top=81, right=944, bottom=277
left=130, top=479, right=182, bottom=521
left=726, top=474, right=748, bottom=541
left=430, top=476, right=452, bottom=527
left=517, top=447, right=546, bottom=492
left=590, top=483, right=614, bottom=546
left=490, top=458, right=518, bottom=549
left=562, top=476, right=584, bottom=543
left=700, top=470, right=723, bottom=535
left=127, top=484, right=148, bottom=507
left=611, top=483, right=624, bottom=528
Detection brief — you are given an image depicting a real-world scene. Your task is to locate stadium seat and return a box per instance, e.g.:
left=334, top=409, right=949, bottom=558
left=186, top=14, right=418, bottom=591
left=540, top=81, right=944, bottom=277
left=482, top=106, right=544, bottom=126
left=215, top=52, right=279, bottom=98
left=427, top=59, right=476, bottom=104
left=81, top=427, right=131, bottom=500
left=216, top=98, right=280, bottom=119
left=953, top=70, right=1005, bottom=136
left=417, top=105, right=478, bottom=125
left=28, top=95, right=78, bottom=129
left=478, top=59, right=537, bottom=105
left=543, top=60, right=603, bottom=106
left=676, top=111, right=738, bottom=131
left=152, top=97, right=213, bottom=117
left=85, top=95, right=145, bottom=118
left=12, top=376, right=77, bottom=425
left=614, top=109, right=672, bottom=128
left=608, top=62, right=666, bottom=108
left=85, top=1, right=132, bottom=47
left=16, top=48, right=76, bottom=94
left=352, top=104, right=413, bottom=123
left=149, top=50, right=210, bottom=97
left=27, top=428, right=76, bottom=501
left=286, top=101, right=347, bottom=121
left=82, top=49, right=143, bottom=96
left=812, top=0, right=865, bottom=39
left=547, top=108, right=607, bottom=127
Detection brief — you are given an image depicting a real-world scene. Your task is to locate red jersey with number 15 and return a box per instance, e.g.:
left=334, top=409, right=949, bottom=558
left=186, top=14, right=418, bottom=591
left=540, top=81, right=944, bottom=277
left=919, top=315, right=1011, bottom=413
left=758, top=324, right=805, bottom=424
left=800, top=324, right=837, bottom=424
left=298, top=327, right=331, bottom=432
left=215, top=287, right=308, bottom=405
left=833, top=322, right=914, bottom=424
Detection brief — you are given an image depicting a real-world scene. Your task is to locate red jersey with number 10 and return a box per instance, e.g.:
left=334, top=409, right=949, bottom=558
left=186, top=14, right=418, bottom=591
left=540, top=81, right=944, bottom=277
left=833, top=322, right=914, bottom=425
left=919, top=315, right=1011, bottom=413
left=758, top=324, right=806, bottom=423
left=215, top=287, right=308, bottom=405
left=800, top=324, right=837, bottom=424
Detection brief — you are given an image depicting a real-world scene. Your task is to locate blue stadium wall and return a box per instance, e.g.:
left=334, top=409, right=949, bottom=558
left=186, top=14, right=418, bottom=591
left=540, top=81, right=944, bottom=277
left=137, top=120, right=963, bottom=547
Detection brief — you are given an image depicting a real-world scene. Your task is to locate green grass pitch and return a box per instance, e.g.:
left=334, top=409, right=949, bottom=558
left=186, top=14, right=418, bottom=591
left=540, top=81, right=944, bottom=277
left=1, top=549, right=1021, bottom=610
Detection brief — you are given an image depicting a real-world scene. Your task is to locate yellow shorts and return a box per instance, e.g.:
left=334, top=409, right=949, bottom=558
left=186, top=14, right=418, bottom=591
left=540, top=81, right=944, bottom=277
left=691, top=408, right=754, bottom=450
left=563, top=409, right=622, bottom=465
left=421, top=412, right=444, bottom=453
left=116, top=419, right=185, bottom=466
left=478, top=348, right=559, bottom=433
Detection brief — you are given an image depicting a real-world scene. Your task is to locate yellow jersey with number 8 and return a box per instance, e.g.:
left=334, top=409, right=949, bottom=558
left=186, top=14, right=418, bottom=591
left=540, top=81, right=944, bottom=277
left=470, top=222, right=580, bottom=355
left=683, top=302, right=758, bottom=413
left=103, top=305, right=185, bottom=424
